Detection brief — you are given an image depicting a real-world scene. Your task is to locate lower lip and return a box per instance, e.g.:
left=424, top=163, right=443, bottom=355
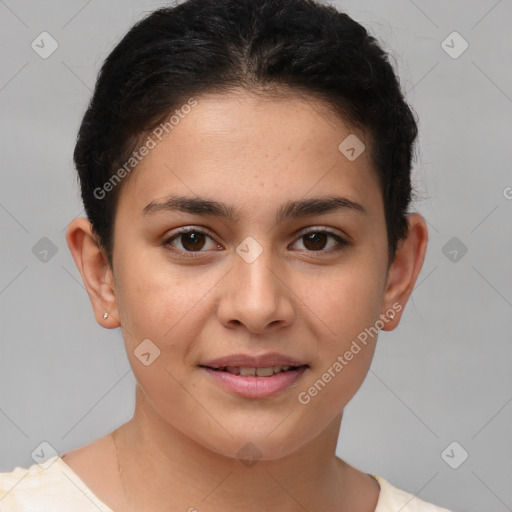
left=200, top=366, right=308, bottom=398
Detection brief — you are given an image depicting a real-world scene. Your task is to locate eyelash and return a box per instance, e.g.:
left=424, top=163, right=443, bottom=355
left=163, top=226, right=350, bottom=259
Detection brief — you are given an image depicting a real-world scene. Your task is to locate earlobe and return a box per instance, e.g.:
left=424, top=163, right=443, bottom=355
left=380, top=213, right=428, bottom=331
left=65, top=218, right=120, bottom=328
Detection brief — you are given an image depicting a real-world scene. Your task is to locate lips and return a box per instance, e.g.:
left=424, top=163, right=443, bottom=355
left=198, top=353, right=309, bottom=398
left=213, top=365, right=299, bottom=377
left=199, top=352, right=308, bottom=371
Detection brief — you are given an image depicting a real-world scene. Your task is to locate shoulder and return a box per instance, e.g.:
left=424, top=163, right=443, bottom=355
left=0, top=456, right=113, bottom=512
left=373, top=475, right=454, bottom=512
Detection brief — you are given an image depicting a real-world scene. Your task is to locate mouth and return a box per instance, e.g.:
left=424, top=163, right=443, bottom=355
left=198, top=354, right=309, bottom=398
left=199, top=364, right=308, bottom=377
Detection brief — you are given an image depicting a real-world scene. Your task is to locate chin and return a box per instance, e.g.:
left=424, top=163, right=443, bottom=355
left=192, top=424, right=314, bottom=463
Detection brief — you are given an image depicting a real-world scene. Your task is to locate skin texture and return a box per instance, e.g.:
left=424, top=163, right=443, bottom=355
left=65, top=90, right=428, bottom=512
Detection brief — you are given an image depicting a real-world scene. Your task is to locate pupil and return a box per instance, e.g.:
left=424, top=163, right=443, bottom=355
left=180, top=232, right=327, bottom=252
left=183, top=232, right=204, bottom=251
left=304, top=232, right=326, bottom=251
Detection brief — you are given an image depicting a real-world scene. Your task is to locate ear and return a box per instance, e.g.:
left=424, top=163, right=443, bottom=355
left=65, top=217, right=120, bottom=328
left=380, top=213, right=428, bottom=330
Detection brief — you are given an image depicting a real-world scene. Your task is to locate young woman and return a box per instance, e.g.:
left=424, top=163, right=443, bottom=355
left=0, top=0, right=454, bottom=510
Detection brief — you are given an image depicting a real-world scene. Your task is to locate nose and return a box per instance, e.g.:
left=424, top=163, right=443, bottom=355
left=216, top=242, right=295, bottom=334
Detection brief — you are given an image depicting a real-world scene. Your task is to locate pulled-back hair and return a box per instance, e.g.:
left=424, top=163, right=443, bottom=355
left=73, top=0, right=419, bottom=267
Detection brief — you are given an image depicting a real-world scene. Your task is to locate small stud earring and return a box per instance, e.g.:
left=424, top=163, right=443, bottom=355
left=103, top=312, right=109, bottom=319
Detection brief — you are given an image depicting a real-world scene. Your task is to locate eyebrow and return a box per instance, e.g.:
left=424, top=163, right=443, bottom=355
left=142, top=195, right=367, bottom=223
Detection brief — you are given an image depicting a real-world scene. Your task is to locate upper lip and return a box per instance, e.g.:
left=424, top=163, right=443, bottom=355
left=199, top=352, right=309, bottom=369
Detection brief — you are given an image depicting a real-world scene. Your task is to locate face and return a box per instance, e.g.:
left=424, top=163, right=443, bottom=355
left=104, top=90, right=395, bottom=460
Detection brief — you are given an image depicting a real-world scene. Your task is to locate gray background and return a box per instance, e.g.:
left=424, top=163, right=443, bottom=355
left=1, top=0, right=511, bottom=510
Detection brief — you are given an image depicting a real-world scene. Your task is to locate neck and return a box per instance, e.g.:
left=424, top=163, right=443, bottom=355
left=112, top=384, right=357, bottom=512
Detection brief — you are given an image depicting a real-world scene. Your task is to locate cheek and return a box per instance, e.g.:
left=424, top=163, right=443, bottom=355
left=296, top=277, right=381, bottom=421
left=312, top=264, right=385, bottom=345
left=297, top=345, right=376, bottom=422
left=115, top=248, right=210, bottom=339
left=297, top=261, right=384, bottom=408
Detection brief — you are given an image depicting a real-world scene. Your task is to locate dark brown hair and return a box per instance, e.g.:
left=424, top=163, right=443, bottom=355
left=73, top=0, right=419, bottom=267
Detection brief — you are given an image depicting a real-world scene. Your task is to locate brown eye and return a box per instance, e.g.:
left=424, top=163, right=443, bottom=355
left=179, top=232, right=207, bottom=251
left=164, top=228, right=220, bottom=256
left=302, top=232, right=329, bottom=251
left=291, top=229, right=349, bottom=254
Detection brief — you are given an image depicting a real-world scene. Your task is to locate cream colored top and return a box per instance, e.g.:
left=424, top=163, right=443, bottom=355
left=0, top=456, right=453, bottom=511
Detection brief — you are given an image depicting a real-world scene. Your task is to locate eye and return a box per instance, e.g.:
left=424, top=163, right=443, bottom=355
left=290, top=227, right=349, bottom=254
left=163, top=226, right=349, bottom=259
left=163, top=227, right=221, bottom=257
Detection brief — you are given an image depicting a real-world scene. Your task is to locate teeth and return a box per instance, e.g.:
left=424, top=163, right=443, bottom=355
left=256, top=367, right=274, bottom=377
left=219, top=365, right=297, bottom=376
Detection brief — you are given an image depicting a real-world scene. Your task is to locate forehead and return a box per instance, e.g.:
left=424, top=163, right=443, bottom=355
left=117, top=90, right=381, bottom=220
left=166, top=90, right=362, bottom=158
